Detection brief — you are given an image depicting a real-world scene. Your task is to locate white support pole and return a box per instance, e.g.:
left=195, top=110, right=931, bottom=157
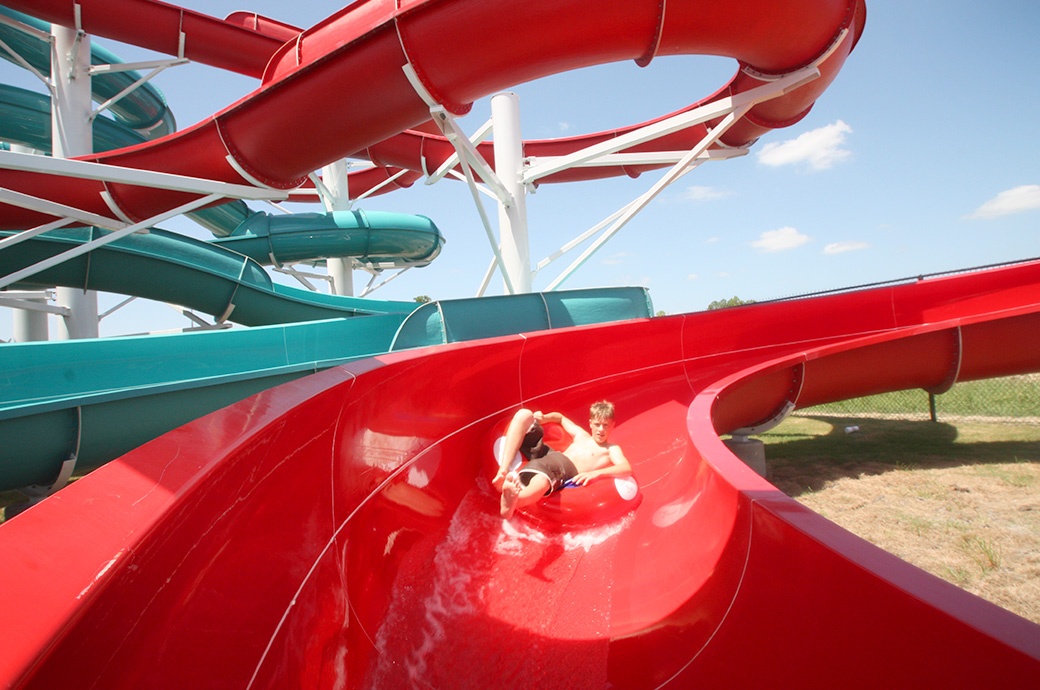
left=321, top=159, right=354, bottom=296
left=491, top=92, right=530, bottom=294
left=51, top=24, right=99, bottom=340
left=13, top=295, right=49, bottom=341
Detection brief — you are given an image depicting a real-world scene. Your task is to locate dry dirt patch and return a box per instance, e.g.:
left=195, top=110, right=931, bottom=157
left=765, top=416, right=1040, bottom=626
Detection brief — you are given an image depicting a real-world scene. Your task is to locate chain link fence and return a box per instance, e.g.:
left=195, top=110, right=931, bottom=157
left=794, top=373, right=1040, bottom=424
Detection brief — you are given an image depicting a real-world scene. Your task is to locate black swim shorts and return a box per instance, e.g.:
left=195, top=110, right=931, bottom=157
left=519, top=450, right=578, bottom=495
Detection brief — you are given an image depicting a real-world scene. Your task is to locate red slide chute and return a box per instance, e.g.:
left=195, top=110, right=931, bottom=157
left=0, top=0, right=865, bottom=228
left=0, top=259, right=1038, bottom=688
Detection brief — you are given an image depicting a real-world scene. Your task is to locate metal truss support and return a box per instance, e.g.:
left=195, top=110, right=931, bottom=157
left=545, top=105, right=750, bottom=291
left=521, top=66, right=818, bottom=185
left=161, top=303, right=231, bottom=332
left=272, top=263, right=336, bottom=293
left=0, top=150, right=290, bottom=201
left=0, top=149, right=291, bottom=292
left=403, top=63, right=522, bottom=294
left=408, top=58, right=820, bottom=294
left=357, top=264, right=415, bottom=298
left=0, top=193, right=223, bottom=291
left=88, top=57, right=188, bottom=129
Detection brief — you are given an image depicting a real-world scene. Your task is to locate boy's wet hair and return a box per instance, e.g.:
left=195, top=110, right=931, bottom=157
left=589, top=400, right=615, bottom=421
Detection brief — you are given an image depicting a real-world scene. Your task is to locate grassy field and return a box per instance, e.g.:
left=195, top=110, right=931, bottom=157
left=762, top=414, right=1040, bottom=625
left=804, top=374, right=1040, bottom=420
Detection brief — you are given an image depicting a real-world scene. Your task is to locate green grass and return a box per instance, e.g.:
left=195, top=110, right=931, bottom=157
left=801, top=374, right=1040, bottom=419
left=961, top=534, right=1002, bottom=573
left=759, top=414, right=1040, bottom=499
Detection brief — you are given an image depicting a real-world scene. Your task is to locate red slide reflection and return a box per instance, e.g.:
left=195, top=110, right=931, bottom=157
left=1, top=261, right=1038, bottom=688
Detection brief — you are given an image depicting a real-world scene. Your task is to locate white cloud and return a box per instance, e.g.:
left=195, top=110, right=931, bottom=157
left=752, top=226, right=809, bottom=253
left=602, top=252, right=630, bottom=266
left=757, top=120, right=853, bottom=170
left=682, top=185, right=731, bottom=202
left=823, top=241, right=869, bottom=255
left=687, top=273, right=699, bottom=281
left=966, top=185, right=1040, bottom=219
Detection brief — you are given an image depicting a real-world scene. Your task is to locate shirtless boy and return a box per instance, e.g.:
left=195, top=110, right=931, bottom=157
left=493, top=401, right=632, bottom=519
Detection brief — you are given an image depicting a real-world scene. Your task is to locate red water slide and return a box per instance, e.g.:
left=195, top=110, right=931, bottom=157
left=0, top=261, right=1038, bottom=688
left=0, top=0, right=865, bottom=229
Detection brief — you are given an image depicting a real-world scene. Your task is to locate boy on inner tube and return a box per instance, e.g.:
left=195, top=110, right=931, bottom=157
left=493, top=401, right=632, bottom=519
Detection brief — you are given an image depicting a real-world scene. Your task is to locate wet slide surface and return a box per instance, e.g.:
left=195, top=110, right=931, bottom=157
left=1, top=261, right=1038, bottom=688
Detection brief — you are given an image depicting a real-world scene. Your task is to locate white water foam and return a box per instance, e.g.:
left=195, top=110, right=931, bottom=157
left=494, top=512, right=634, bottom=555
left=367, top=493, right=496, bottom=688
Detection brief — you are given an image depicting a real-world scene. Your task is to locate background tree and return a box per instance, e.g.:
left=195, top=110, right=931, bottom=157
left=707, top=296, right=754, bottom=310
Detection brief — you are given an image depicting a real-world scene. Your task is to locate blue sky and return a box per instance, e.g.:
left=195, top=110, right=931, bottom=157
left=2, top=1, right=1038, bottom=337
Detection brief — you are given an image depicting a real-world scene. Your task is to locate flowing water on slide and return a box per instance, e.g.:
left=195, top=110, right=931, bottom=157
left=366, top=488, right=632, bottom=688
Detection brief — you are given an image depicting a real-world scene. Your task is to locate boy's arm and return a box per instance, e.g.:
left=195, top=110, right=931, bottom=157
left=537, top=411, right=587, bottom=440
left=572, top=445, right=632, bottom=485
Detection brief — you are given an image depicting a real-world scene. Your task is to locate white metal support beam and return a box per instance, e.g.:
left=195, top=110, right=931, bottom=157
left=351, top=167, right=411, bottom=203
left=402, top=98, right=515, bottom=293
left=0, top=11, right=51, bottom=41
left=357, top=264, right=414, bottom=297
left=0, top=193, right=222, bottom=290
left=522, top=66, right=819, bottom=185
left=0, top=31, right=51, bottom=89
left=403, top=58, right=824, bottom=295
left=0, top=150, right=290, bottom=201
left=426, top=117, right=494, bottom=185
left=272, top=263, right=336, bottom=293
left=0, top=291, right=66, bottom=315
left=0, top=217, right=78, bottom=249
left=0, top=187, right=127, bottom=230
left=546, top=104, right=752, bottom=291
left=451, top=143, right=516, bottom=295
left=88, top=58, right=188, bottom=124
left=402, top=62, right=528, bottom=294
left=532, top=147, right=747, bottom=277
left=98, top=294, right=136, bottom=320
left=428, top=106, right=513, bottom=206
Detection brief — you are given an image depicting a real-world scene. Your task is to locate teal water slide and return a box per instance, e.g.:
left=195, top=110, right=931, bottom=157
left=1, top=220, right=440, bottom=326
left=0, top=9, right=654, bottom=500
left=0, top=7, right=445, bottom=494
left=0, top=287, right=653, bottom=492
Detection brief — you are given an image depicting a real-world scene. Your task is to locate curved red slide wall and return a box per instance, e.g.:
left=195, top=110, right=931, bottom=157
left=0, top=261, right=1038, bottom=688
left=0, top=0, right=865, bottom=229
